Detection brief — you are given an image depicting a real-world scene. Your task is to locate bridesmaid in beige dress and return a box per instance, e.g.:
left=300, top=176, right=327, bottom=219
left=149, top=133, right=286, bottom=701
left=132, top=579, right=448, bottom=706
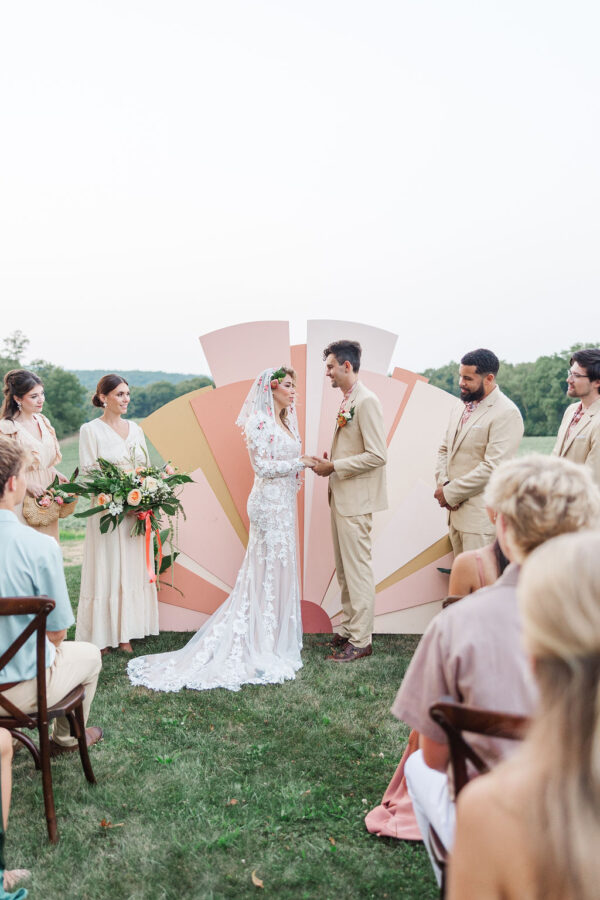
left=0, top=369, right=67, bottom=543
left=75, top=374, right=159, bottom=656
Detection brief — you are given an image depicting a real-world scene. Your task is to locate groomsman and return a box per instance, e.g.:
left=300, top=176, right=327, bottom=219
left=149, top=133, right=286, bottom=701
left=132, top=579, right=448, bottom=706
left=434, top=348, right=523, bottom=556
left=552, top=348, right=600, bottom=486
left=312, top=340, right=387, bottom=662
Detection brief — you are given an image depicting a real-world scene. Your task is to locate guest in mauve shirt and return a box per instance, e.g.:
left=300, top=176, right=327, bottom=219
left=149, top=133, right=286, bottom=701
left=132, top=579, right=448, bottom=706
left=392, top=454, right=600, bottom=886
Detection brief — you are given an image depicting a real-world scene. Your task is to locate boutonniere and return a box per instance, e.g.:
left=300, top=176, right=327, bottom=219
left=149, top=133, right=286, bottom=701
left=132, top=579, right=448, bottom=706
left=336, top=406, right=355, bottom=428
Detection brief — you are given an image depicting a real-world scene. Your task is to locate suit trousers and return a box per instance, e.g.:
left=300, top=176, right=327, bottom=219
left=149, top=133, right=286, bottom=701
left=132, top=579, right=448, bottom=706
left=330, top=498, right=375, bottom=648
left=448, top=524, right=495, bottom=557
left=1, top=640, right=102, bottom=747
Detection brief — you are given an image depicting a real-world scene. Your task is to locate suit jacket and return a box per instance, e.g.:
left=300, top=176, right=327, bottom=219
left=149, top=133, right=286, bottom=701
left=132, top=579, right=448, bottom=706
left=552, top=396, right=600, bottom=487
left=329, top=382, right=388, bottom=517
left=435, top=387, right=524, bottom=533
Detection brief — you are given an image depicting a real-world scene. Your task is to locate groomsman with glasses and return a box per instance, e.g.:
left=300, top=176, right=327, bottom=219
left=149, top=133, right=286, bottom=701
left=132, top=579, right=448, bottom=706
left=552, top=348, right=600, bottom=487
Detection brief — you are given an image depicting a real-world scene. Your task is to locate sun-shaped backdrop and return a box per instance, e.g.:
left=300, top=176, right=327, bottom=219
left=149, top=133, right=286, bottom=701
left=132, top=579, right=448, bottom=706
left=142, top=321, right=456, bottom=634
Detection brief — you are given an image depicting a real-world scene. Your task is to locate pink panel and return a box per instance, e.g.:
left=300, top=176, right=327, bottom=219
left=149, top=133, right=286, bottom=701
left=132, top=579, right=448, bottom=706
left=389, top=368, right=428, bottom=442
left=159, top=562, right=229, bottom=615
left=176, top=467, right=245, bottom=588
left=375, top=554, right=454, bottom=615
left=158, top=602, right=210, bottom=632
left=372, top=481, right=449, bottom=583
left=291, top=344, right=307, bottom=588
left=301, top=601, right=333, bottom=633
left=200, top=321, right=290, bottom=388
left=190, top=381, right=255, bottom=530
left=360, top=372, right=407, bottom=439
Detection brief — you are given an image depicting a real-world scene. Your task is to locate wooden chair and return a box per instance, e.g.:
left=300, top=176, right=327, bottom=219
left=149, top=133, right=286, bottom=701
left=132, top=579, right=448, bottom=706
left=426, top=697, right=529, bottom=897
left=0, top=596, right=97, bottom=843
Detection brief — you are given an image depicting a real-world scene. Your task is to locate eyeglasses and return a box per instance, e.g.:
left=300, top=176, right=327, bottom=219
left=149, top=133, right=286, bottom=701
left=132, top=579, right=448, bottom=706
left=566, top=370, right=589, bottom=380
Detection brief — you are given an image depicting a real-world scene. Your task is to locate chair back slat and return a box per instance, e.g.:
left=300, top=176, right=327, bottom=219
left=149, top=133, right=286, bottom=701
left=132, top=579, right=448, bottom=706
left=0, top=597, right=55, bottom=726
left=429, top=697, right=530, bottom=795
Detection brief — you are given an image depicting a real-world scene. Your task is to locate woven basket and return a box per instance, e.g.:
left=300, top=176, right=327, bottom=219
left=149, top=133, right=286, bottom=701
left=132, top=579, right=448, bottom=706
left=58, top=497, right=79, bottom=519
left=22, top=495, right=60, bottom=527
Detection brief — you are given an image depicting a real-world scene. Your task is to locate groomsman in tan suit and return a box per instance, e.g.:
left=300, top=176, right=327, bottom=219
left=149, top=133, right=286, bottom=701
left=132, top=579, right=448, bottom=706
left=552, top=348, right=600, bottom=487
left=435, top=349, right=524, bottom=557
left=311, top=340, right=387, bottom=662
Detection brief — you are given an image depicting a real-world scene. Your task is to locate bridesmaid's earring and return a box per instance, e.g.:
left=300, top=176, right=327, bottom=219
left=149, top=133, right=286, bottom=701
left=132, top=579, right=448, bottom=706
left=15, top=400, right=21, bottom=410
left=103, top=402, right=107, bottom=408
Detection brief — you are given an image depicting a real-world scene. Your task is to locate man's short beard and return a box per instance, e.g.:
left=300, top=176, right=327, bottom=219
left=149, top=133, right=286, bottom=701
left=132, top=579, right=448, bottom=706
left=460, top=384, right=485, bottom=403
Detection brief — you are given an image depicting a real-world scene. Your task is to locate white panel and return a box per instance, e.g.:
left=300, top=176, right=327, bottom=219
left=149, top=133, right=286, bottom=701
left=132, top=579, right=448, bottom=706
left=373, top=599, right=443, bottom=634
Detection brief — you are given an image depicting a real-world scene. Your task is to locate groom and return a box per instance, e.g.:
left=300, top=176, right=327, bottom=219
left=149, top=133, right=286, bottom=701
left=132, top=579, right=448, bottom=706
left=311, top=340, right=388, bottom=661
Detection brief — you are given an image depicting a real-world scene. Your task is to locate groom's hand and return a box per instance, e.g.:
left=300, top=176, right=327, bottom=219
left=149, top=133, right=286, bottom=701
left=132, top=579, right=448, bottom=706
left=313, top=455, right=334, bottom=477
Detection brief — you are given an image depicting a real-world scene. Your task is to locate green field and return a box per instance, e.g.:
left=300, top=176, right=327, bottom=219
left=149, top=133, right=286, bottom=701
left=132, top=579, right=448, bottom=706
left=11, top=567, right=437, bottom=899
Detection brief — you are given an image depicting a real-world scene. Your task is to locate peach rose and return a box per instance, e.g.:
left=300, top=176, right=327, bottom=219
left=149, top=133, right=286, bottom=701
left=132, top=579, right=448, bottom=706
left=164, top=464, right=175, bottom=475
left=97, top=493, right=111, bottom=506
left=135, top=466, right=145, bottom=474
left=55, top=496, right=64, bottom=506
left=127, top=489, right=142, bottom=506
left=38, top=495, right=52, bottom=508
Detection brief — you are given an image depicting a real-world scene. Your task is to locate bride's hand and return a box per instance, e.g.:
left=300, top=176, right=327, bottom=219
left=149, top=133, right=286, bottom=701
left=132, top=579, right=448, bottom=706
left=301, top=456, right=317, bottom=468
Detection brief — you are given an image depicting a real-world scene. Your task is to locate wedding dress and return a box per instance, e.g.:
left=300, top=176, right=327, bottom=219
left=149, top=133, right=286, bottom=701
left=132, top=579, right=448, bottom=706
left=127, top=369, right=305, bottom=692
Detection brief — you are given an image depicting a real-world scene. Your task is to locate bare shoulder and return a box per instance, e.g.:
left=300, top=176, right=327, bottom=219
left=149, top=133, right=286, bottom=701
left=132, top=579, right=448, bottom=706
left=448, top=549, right=478, bottom=595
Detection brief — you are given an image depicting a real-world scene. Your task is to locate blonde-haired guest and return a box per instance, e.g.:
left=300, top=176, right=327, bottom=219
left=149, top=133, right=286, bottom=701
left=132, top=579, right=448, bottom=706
left=391, top=454, right=600, bottom=886
left=449, top=530, right=600, bottom=900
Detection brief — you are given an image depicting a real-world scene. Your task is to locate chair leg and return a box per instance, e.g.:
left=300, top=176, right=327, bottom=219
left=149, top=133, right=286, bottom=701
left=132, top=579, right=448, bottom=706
left=10, top=729, right=41, bottom=769
left=38, top=725, right=59, bottom=843
left=72, top=703, right=96, bottom=785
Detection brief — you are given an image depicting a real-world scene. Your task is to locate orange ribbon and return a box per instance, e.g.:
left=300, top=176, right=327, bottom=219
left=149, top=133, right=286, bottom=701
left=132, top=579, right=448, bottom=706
left=137, top=510, right=162, bottom=584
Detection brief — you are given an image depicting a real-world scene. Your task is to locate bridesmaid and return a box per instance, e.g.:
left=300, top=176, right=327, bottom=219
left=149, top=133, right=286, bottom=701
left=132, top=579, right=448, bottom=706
left=75, top=374, right=159, bottom=655
left=0, top=369, right=67, bottom=543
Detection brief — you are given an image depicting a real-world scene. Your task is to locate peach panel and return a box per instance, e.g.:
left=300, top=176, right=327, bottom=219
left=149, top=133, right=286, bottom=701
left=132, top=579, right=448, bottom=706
left=200, top=321, right=290, bottom=387
left=175, top=467, right=245, bottom=588
left=158, top=561, right=228, bottom=615
left=158, top=602, right=210, bottom=632
left=373, top=599, right=444, bottom=634
left=361, top=372, right=407, bottom=438
left=374, top=380, right=456, bottom=541
left=375, top=554, right=454, bottom=616
left=303, top=321, right=398, bottom=554
left=142, top=388, right=213, bottom=472
left=291, top=344, right=307, bottom=586
left=388, top=368, right=428, bottom=442
left=190, top=381, right=255, bottom=532
left=372, top=481, right=449, bottom=583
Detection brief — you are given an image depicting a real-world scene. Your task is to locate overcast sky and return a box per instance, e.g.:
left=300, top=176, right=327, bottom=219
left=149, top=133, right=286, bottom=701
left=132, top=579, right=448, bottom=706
left=1, top=1, right=598, bottom=377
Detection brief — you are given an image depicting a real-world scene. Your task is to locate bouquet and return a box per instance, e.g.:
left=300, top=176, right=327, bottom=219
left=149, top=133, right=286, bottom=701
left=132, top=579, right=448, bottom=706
left=62, top=457, right=192, bottom=582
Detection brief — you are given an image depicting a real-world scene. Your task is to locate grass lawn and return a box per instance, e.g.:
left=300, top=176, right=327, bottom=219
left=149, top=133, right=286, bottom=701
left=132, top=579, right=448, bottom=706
left=10, top=566, right=437, bottom=900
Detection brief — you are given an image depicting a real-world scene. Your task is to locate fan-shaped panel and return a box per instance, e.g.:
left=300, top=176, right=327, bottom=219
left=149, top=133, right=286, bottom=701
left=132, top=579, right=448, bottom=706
left=142, top=321, right=456, bottom=634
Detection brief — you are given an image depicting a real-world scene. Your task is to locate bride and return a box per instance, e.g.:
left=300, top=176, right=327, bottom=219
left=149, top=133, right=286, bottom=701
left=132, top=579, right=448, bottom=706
left=127, top=366, right=315, bottom=692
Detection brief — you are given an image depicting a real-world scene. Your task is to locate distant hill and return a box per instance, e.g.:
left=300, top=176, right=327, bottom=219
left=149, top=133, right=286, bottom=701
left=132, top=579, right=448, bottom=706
left=70, top=370, right=209, bottom=390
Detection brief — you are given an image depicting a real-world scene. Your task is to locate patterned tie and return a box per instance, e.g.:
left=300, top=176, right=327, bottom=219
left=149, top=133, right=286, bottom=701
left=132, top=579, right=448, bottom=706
left=459, top=401, right=478, bottom=429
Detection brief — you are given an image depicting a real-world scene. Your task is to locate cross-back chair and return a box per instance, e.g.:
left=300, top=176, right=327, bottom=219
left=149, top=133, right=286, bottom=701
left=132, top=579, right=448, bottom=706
left=427, top=696, right=530, bottom=897
left=0, top=596, right=97, bottom=843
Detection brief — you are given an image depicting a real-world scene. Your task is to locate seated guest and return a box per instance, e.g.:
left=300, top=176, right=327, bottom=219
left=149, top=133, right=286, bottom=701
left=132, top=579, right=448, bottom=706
left=391, top=454, right=600, bottom=884
left=1, top=727, right=30, bottom=895
left=447, top=537, right=509, bottom=598
left=0, top=438, right=102, bottom=754
left=448, top=531, right=600, bottom=900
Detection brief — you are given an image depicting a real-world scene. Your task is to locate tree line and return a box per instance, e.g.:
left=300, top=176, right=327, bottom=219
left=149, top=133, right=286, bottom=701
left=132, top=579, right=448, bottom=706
left=422, top=342, right=599, bottom=436
left=0, top=331, right=213, bottom=439
left=1, top=331, right=596, bottom=438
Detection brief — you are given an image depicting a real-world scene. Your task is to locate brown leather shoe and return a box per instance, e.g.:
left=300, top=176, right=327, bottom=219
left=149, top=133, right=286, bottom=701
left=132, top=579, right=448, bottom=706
left=329, top=633, right=349, bottom=649
left=49, top=726, right=103, bottom=757
left=328, top=643, right=372, bottom=662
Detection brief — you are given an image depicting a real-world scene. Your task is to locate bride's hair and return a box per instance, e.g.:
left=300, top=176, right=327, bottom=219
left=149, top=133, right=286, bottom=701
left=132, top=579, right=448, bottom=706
left=276, top=367, right=296, bottom=423
left=518, top=531, right=600, bottom=900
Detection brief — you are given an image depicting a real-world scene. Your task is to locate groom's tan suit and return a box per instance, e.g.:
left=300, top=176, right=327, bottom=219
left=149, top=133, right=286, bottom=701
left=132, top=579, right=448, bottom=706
left=436, top=387, right=524, bottom=556
left=552, top=397, right=600, bottom=487
left=329, top=382, right=387, bottom=648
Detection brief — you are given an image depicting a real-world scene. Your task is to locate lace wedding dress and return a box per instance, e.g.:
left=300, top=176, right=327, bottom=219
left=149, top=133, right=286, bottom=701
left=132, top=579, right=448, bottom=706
left=127, top=369, right=305, bottom=692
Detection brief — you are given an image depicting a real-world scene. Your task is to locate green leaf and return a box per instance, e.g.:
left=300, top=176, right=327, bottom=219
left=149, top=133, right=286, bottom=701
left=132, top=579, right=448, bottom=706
left=75, top=505, right=105, bottom=519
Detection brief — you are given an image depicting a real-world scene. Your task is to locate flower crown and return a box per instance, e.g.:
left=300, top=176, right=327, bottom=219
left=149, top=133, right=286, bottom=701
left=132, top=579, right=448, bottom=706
left=270, top=367, right=288, bottom=389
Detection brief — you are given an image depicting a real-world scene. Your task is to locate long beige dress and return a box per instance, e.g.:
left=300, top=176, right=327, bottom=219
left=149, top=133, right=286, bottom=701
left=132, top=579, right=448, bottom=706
left=0, top=413, right=62, bottom=542
left=75, top=418, right=159, bottom=649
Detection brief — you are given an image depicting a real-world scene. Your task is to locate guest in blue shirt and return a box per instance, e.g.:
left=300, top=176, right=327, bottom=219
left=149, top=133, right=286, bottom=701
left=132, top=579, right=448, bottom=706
left=0, top=437, right=102, bottom=755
